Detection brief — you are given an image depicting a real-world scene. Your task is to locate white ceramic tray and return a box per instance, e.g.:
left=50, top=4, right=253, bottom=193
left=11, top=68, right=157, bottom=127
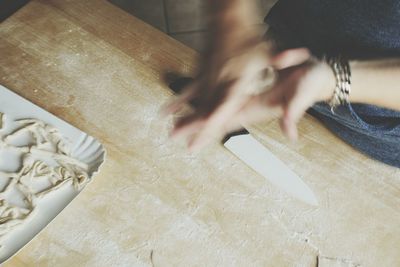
left=0, top=84, right=105, bottom=263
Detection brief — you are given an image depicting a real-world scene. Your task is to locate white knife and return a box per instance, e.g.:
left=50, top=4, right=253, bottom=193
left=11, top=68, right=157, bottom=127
left=223, top=129, right=318, bottom=206
left=169, top=77, right=318, bottom=206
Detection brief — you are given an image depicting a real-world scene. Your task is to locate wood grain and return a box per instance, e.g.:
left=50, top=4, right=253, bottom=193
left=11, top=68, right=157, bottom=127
left=0, top=0, right=399, bottom=266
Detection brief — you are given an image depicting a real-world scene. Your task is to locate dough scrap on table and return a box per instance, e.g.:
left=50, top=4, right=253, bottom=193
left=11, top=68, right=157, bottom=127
left=0, top=114, right=90, bottom=244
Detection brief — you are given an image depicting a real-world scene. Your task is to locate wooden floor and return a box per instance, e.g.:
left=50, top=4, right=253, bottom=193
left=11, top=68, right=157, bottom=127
left=108, top=0, right=276, bottom=52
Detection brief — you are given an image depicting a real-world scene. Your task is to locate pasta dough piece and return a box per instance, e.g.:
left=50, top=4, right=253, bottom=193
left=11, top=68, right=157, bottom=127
left=0, top=114, right=90, bottom=245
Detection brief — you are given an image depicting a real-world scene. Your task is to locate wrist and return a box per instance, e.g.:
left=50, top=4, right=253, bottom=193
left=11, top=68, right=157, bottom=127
left=317, top=61, right=337, bottom=102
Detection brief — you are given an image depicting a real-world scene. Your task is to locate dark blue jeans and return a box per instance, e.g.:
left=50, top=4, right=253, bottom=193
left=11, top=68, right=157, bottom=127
left=264, top=27, right=400, bottom=168
left=309, top=102, right=400, bottom=168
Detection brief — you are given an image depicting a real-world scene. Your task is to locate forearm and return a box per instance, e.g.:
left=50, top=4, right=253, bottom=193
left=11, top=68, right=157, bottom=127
left=206, top=0, right=260, bottom=41
left=349, top=59, right=400, bottom=111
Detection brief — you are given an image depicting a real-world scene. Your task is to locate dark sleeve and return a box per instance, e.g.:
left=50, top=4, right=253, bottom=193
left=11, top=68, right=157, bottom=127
left=265, top=0, right=400, bottom=59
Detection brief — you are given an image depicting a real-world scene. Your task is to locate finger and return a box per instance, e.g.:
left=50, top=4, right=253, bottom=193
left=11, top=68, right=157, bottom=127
left=222, top=107, right=281, bottom=136
left=171, top=113, right=206, bottom=140
left=172, top=79, right=239, bottom=147
left=217, top=94, right=283, bottom=140
left=280, top=114, right=298, bottom=141
left=280, top=90, right=312, bottom=141
left=188, top=131, right=215, bottom=152
left=188, top=118, right=235, bottom=152
left=161, top=81, right=200, bottom=115
left=220, top=82, right=287, bottom=132
left=188, top=86, right=249, bottom=150
left=239, top=94, right=282, bottom=122
left=271, top=48, right=311, bottom=70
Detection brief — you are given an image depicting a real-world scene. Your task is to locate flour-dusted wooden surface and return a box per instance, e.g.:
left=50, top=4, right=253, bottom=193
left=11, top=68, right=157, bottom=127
left=0, top=0, right=399, bottom=266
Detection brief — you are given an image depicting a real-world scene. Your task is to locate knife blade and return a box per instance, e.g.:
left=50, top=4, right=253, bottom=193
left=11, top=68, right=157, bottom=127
left=224, top=130, right=318, bottom=206
left=169, top=77, right=318, bottom=206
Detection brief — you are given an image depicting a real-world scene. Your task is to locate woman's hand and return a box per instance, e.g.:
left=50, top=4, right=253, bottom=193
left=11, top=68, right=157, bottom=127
left=163, top=0, right=334, bottom=151
left=163, top=43, right=331, bottom=151
left=259, top=60, right=335, bottom=140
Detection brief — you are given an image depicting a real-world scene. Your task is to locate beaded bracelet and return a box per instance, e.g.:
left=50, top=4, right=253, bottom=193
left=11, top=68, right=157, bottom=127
left=326, top=56, right=351, bottom=112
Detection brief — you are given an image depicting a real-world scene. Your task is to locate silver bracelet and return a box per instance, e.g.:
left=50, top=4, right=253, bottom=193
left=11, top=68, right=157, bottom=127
left=326, top=56, right=351, bottom=112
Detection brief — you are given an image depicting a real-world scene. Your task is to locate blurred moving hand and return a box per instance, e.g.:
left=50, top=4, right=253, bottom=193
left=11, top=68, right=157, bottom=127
left=163, top=1, right=335, bottom=151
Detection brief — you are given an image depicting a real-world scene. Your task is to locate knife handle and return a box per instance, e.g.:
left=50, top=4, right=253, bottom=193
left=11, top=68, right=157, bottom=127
left=168, top=77, right=249, bottom=143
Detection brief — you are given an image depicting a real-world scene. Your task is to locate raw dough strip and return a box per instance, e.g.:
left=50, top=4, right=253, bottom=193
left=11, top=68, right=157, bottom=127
left=3, top=120, right=39, bottom=143
left=57, top=160, right=90, bottom=188
left=30, top=148, right=88, bottom=171
left=35, top=178, right=73, bottom=198
left=0, top=114, right=91, bottom=247
left=0, top=177, right=18, bottom=199
left=0, top=207, right=37, bottom=243
left=0, top=140, right=30, bottom=153
left=15, top=119, right=70, bottom=155
left=0, top=171, right=18, bottom=179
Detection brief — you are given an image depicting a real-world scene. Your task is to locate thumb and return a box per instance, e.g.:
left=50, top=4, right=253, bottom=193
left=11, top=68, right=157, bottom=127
left=271, top=48, right=311, bottom=70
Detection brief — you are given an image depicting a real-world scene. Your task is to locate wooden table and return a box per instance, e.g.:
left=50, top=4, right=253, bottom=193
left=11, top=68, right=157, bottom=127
left=0, top=0, right=399, bottom=266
